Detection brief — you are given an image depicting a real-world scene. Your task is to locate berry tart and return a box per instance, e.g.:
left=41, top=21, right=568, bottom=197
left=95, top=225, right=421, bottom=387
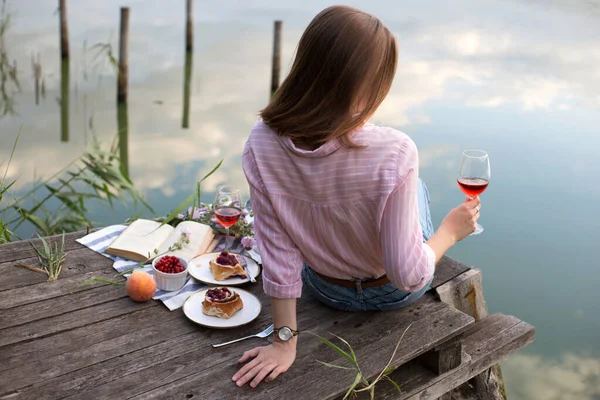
left=209, top=251, right=247, bottom=281
left=202, top=287, right=244, bottom=318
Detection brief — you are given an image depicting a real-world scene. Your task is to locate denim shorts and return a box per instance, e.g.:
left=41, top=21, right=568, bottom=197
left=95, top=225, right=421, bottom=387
left=301, top=179, right=434, bottom=312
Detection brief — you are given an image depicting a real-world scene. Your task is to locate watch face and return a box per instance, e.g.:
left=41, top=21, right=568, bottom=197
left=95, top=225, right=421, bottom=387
left=278, top=327, right=293, bottom=341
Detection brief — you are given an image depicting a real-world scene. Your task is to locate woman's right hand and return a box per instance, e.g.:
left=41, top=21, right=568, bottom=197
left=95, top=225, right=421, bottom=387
left=439, top=196, right=481, bottom=243
left=232, top=341, right=297, bottom=388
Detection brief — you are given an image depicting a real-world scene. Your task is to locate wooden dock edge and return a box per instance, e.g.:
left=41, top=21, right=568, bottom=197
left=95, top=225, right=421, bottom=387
left=435, top=268, right=510, bottom=400
left=362, top=313, right=535, bottom=400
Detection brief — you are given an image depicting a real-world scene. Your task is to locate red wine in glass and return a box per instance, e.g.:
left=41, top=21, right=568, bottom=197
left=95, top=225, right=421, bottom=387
left=457, top=149, right=490, bottom=235
left=215, top=206, right=242, bottom=228
left=213, top=186, right=242, bottom=250
left=457, top=177, right=489, bottom=198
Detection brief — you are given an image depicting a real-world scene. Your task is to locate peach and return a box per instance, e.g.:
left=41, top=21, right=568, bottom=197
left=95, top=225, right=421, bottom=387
left=126, top=270, right=157, bottom=302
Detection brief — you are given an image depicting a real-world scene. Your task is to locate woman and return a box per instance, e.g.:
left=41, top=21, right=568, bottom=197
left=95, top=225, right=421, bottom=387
left=234, top=5, right=480, bottom=388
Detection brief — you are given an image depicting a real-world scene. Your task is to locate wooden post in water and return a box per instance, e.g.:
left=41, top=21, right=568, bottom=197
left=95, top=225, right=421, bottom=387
left=270, top=20, right=282, bottom=97
left=117, top=7, right=130, bottom=176
left=59, top=0, right=69, bottom=59
left=117, top=7, right=129, bottom=104
left=185, top=0, right=193, bottom=53
left=60, top=59, right=69, bottom=142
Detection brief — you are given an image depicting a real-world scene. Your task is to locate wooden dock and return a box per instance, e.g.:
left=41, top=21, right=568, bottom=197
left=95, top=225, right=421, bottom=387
left=0, top=232, right=534, bottom=399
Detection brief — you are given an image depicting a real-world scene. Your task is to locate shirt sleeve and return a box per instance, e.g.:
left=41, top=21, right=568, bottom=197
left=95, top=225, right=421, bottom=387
left=380, top=140, right=436, bottom=292
left=242, top=147, right=304, bottom=299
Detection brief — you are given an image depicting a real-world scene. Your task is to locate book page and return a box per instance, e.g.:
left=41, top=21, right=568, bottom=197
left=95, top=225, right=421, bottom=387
left=159, top=221, right=215, bottom=262
left=107, top=219, right=173, bottom=260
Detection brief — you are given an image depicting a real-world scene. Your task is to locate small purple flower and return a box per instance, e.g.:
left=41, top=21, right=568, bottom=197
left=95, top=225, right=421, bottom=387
left=188, top=207, right=203, bottom=220
left=241, top=236, right=256, bottom=250
left=241, top=209, right=249, bottom=217
left=211, top=217, right=218, bottom=224
left=177, top=213, right=186, bottom=219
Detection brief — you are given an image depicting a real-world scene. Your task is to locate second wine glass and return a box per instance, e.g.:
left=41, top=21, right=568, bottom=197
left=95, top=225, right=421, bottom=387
left=457, top=149, right=490, bottom=235
left=213, top=185, right=242, bottom=250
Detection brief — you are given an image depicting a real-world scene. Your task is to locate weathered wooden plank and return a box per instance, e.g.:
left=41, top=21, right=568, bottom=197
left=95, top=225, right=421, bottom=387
left=280, top=308, right=472, bottom=400
left=0, top=231, right=87, bottom=264
left=0, top=304, right=162, bottom=368
left=27, top=293, right=400, bottom=400
left=420, top=338, right=463, bottom=375
left=0, top=262, right=119, bottom=311
left=17, top=297, right=333, bottom=399
left=431, top=256, right=471, bottom=289
left=79, top=303, right=361, bottom=400
left=436, top=268, right=507, bottom=399
left=436, top=268, right=488, bottom=321
left=0, top=284, right=127, bottom=330
left=0, top=308, right=194, bottom=393
left=124, top=295, right=474, bottom=400
left=411, top=320, right=533, bottom=400
left=348, top=314, right=534, bottom=399
left=0, top=246, right=112, bottom=293
left=0, top=296, right=154, bottom=349
left=403, top=318, right=534, bottom=400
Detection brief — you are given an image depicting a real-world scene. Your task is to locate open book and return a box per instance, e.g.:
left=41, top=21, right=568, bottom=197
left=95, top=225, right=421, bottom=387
left=105, top=219, right=216, bottom=263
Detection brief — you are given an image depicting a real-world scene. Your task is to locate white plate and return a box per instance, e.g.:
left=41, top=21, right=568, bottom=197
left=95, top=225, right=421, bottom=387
left=188, top=252, right=260, bottom=285
left=182, top=287, right=262, bottom=329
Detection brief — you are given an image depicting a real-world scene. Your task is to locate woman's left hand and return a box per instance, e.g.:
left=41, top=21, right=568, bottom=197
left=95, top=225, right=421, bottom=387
left=232, top=341, right=297, bottom=388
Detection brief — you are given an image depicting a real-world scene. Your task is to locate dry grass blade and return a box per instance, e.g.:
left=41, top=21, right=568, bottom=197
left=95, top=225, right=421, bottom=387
left=14, top=263, right=48, bottom=275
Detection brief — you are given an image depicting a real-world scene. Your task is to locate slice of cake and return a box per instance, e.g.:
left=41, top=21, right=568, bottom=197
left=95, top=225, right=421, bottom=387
left=209, top=251, right=247, bottom=281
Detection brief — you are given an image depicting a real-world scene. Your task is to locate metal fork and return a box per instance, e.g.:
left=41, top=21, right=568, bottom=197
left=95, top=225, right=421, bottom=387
left=238, top=256, right=256, bottom=283
left=211, top=324, right=274, bottom=348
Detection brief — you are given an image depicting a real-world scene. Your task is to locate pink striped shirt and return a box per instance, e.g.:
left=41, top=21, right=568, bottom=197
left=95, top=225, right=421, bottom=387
left=242, top=120, right=436, bottom=299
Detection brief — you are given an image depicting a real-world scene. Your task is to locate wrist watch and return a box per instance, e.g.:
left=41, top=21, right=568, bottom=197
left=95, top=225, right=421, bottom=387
left=274, top=326, right=300, bottom=341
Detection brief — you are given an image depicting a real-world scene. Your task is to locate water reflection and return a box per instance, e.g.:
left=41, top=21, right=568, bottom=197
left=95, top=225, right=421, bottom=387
left=0, top=0, right=18, bottom=117
left=117, top=101, right=128, bottom=177
left=504, top=352, right=600, bottom=400
left=182, top=50, right=192, bottom=129
left=31, top=54, right=46, bottom=106
left=60, top=59, right=69, bottom=142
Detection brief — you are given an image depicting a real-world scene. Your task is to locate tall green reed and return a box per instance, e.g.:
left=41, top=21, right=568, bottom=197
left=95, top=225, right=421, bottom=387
left=0, top=130, right=154, bottom=241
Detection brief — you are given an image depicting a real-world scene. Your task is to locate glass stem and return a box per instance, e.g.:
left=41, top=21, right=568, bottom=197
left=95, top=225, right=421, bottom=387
left=225, top=227, right=231, bottom=250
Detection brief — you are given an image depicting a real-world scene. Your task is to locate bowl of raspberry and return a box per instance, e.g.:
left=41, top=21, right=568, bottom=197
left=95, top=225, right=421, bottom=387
left=152, top=255, right=189, bottom=291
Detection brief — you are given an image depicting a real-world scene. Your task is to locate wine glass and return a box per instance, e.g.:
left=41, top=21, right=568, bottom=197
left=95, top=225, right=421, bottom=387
left=457, top=149, right=490, bottom=235
left=213, top=185, right=242, bottom=250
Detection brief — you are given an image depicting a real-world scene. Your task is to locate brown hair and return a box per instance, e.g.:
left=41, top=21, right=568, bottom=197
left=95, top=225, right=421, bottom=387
left=261, top=5, right=398, bottom=148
